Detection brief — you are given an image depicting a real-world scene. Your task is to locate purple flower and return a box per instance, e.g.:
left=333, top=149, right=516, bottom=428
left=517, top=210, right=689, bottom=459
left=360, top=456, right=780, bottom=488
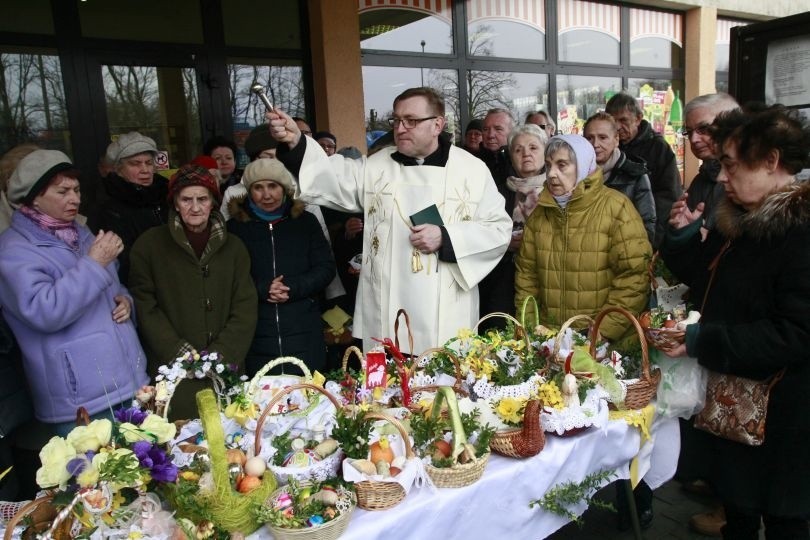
left=133, top=441, right=178, bottom=483
left=66, top=456, right=87, bottom=477
left=114, top=407, right=148, bottom=426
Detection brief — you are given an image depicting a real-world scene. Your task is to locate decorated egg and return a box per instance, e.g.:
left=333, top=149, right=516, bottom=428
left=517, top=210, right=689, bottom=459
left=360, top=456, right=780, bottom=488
left=244, top=456, right=267, bottom=477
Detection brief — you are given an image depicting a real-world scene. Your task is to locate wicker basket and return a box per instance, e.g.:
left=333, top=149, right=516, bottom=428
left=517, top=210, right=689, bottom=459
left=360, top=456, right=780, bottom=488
left=639, top=314, right=686, bottom=350
left=590, top=306, right=661, bottom=410
left=177, top=389, right=277, bottom=534
left=352, top=412, right=416, bottom=511
left=423, top=387, right=489, bottom=488
left=263, top=483, right=356, bottom=540
left=474, top=312, right=532, bottom=352
left=253, top=383, right=344, bottom=485
left=3, top=494, right=74, bottom=540
left=247, top=356, right=313, bottom=404
left=489, top=399, right=545, bottom=458
left=410, top=347, right=468, bottom=405
left=549, top=314, right=596, bottom=373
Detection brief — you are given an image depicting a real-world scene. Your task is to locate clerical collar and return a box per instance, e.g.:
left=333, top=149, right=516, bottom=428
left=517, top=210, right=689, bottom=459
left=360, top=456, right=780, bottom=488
left=391, top=131, right=452, bottom=167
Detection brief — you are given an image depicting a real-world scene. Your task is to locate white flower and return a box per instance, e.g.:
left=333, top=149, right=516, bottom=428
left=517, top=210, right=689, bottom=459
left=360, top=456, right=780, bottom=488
left=202, top=361, right=211, bottom=373
left=208, top=352, right=219, bottom=361
left=195, top=370, right=204, bottom=379
left=240, top=375, right=248, bottom=381
left=215, top=363, right=225, bottom=374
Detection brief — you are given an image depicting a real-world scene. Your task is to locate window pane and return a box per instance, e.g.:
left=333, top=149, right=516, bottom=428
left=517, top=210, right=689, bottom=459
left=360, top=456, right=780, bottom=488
left=79, top=0, right=203, bottom=44
left=556, top=75, right=621, bottom=134
left=0, top=0, right=53, bottom=35
left=631, top=37, right=682, bottom=69
left=468, top=71, right=549, bottom=126
left=468, top=21, right=545, bottom=61
left=360, top=8, right=452, bottom=54
left=716, top=19, right=748, bottom=72
left=0, top=50, right=71, bottom=155
left=223, top=0, right=301, bottom=49
left=362, top=66, right=458, bottom=141
left=227, top=62, right=306, bottom=169
left=103, top=65, right=199, bottom=168
left=559, top=30, right=619, bottom=64
left=627, top=78, right=686, bottom=180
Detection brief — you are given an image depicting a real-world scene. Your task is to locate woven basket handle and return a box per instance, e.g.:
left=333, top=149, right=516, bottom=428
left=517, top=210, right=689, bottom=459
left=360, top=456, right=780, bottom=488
left=341, top=346, right=364, bottom=374
left=3, top=494, right=54, bottom=540
left=393, top=308, right=414, bottom=359
left=253, top=383, right=342, bottom=457
left=589, top=306, right=651, bottom=382
left=363, top=412, right=416, bottom=460
left=412, top=348, right=467, bottom=396
left=246, top=356, right=313, bottom=401
left=473, top=312, right=531, bottom=352
left=520, top=296, right=540, bottom=330
left=550, top=314, right=595, bottom=365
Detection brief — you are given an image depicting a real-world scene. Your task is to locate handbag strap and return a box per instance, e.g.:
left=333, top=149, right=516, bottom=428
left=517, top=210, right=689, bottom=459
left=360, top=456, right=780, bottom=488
left=700, top=239, right=787, bottom=385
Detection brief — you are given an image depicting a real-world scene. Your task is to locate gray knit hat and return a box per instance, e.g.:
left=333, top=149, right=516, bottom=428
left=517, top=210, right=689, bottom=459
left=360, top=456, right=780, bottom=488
left=8, top=149, right=76, bottom=205
left=106, top=132, right=158, bottom=164
left=241, top=158, right=297, bottom=196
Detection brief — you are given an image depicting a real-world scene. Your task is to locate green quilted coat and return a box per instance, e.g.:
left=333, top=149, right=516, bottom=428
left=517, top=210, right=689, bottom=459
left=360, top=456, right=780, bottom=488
left=514, top=168, right=651, bottom=341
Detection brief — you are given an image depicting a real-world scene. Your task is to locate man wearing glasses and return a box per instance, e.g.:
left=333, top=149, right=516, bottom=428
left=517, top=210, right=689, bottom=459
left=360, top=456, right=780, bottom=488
left=266, top=87, right=511, bottom=354
left=681, top=93, right=740, bottom=234
left=525, top=110, right=556, bottom=139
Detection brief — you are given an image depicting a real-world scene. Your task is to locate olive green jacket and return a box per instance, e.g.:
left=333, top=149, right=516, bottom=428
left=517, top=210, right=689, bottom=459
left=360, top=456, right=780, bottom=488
left=514, top=169, right=651, bottom=341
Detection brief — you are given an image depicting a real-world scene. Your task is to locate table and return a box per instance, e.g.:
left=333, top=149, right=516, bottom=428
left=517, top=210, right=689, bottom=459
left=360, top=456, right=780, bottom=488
left=251, top=415, right=679, bottom=540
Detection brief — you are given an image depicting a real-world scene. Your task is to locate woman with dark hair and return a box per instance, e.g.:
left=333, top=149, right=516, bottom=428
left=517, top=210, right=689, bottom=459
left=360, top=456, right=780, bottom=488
left=661, top=105, right=810, bottom=539
left=204, top=136, right=242, bottom=193
left=0, top=149, right=148, bottom=436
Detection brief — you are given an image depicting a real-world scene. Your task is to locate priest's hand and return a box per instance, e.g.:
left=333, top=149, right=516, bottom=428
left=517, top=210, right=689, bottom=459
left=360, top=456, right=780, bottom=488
left=409, top=224, right=442, bottom=254
left=266, top=109, right=301, bottom=148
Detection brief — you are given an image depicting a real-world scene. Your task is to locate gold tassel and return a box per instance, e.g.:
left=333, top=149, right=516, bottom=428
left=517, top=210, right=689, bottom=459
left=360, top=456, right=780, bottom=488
left=411, top=249, right=423, bottom=273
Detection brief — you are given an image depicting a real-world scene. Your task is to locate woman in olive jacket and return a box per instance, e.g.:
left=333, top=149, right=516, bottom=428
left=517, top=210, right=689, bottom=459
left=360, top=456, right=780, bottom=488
left=227, top=158, right=335, bottom=376
left=129, top=164, right=257, bottom=419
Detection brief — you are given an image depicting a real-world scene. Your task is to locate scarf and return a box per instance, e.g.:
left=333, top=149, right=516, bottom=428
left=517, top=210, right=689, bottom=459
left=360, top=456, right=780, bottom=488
left=19, top=205, right=80, bottom=251
left=600, top=147, right=621, bottom=177
left=248, top=196, right=289, bottom=223
left=506, top=174, right=545, bottom=222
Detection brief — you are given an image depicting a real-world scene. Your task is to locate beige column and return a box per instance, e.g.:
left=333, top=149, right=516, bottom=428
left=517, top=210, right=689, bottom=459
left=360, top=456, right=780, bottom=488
left=683, top=6, right=718, bottom=186
left=307, top=0, right=367, bottom=152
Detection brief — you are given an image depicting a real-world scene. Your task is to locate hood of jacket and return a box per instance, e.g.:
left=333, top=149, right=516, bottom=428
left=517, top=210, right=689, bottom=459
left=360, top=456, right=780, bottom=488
left=537, top=167, right=605, bottom=210
left=227, top=191, right=307, bottom=223
left=716, top=180, right=810, bottom=242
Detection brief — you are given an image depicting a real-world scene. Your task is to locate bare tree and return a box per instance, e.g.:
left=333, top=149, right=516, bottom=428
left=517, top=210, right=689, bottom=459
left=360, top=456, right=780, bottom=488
left=103, top=65, right=159, bottom=132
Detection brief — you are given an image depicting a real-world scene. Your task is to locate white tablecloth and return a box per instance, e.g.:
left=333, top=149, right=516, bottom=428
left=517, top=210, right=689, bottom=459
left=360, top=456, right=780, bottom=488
left=251, top=415, right=678, bottom=540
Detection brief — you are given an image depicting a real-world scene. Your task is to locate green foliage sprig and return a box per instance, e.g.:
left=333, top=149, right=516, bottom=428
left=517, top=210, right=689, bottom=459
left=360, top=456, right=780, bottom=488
left=330, top=409, right=370, bottom=459
left=529, top=469, right=616, bottom=526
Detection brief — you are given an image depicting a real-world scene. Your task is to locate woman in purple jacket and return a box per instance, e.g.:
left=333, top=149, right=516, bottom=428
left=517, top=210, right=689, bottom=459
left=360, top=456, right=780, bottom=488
left=0, top=150, right=149, bottom=436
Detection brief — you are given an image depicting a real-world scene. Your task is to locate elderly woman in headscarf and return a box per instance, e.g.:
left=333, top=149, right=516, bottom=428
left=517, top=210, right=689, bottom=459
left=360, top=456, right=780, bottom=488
left=0, top=150, right=149, bottom=436
left=514, top=134, right=651, bottom=341
left=129, top=164, right=257, bottom=420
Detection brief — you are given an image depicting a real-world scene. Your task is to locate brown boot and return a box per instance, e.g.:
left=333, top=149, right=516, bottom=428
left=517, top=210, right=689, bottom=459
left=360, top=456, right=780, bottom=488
left=689, top=506, right=726, bottom=537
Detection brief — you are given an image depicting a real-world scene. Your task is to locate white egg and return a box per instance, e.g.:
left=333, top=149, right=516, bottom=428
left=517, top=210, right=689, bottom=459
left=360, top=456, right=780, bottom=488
left=244, top=456, right=267, bottom=477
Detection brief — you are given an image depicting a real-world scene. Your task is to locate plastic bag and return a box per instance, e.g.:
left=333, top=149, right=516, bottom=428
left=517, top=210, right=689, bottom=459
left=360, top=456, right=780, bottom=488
left=654, top=349, right=707, bottom=419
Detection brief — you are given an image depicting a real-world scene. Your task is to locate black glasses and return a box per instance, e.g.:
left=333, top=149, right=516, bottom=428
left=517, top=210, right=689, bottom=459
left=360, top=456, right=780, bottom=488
left=681, top=124, right=711, bottom=138
left=388, top=116, right=438, bottom=129
left=535, top=124, right=547, bottom=129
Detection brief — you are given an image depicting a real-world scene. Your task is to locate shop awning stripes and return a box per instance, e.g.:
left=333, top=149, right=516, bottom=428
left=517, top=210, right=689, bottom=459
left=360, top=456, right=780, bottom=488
left=630, top=7, right=682, bottom=46
left=467, top=0, right=546, bottom=32
left=358, top=0, right=453, bottom=23
left=716, top=18, right=748, bottom=45
left=557, top=0, right=620, bottom=41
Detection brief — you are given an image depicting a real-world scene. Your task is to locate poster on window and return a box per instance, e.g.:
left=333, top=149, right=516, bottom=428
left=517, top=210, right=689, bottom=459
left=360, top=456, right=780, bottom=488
left=765, top=35, right=810, bottom=107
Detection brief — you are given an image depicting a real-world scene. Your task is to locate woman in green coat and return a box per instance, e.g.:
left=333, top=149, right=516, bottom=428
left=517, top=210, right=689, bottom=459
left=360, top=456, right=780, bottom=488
left=129, top=164, right=257, bottom=419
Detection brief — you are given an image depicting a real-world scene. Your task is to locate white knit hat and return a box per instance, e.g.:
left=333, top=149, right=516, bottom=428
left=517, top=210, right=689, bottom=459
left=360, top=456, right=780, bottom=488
left=241, top=158, right=297, bottom=197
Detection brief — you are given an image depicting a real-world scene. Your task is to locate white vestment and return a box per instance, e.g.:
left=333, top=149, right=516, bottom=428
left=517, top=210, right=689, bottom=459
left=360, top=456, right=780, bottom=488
left=294, top=138, right=511, bottom=353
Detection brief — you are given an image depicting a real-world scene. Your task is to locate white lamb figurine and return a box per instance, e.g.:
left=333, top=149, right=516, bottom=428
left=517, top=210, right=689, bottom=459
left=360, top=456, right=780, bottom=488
left=561, top=373, right=580, bottom=408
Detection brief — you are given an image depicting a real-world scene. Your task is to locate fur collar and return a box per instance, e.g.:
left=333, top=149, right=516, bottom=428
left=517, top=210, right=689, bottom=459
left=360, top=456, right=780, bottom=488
left=715, top=180, right=810, bottom=241
left=227, top=192, right=307, bottom=223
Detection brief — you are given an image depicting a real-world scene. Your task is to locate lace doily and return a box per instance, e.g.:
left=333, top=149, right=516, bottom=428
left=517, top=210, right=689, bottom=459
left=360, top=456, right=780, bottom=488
left=470, top=373, right=544, bottom=401
left=540, top=386, right=610, bottom=435
left=269, top=448, right=344, bottom=485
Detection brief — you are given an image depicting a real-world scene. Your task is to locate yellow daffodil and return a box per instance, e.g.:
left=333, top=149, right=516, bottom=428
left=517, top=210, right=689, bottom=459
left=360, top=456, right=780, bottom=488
left=495, top=397, right=524, bottom=424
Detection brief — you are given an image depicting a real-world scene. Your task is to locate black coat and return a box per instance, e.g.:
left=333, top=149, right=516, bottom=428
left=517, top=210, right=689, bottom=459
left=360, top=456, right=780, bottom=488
left=685, top=159, right=725, bottom=231
left=227, top=196, right=335, bottom=376
left=603, top=151, right=656, bottom=244
left=96, top=173, right=169, bottom=285
left=620, top=120, right=683, bottom=248
left=661, top=181, right=810, bottom=516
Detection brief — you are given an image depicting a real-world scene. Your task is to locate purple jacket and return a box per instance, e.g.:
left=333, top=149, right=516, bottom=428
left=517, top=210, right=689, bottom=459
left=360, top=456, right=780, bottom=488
left=0, top=211, right=149, bottom=423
